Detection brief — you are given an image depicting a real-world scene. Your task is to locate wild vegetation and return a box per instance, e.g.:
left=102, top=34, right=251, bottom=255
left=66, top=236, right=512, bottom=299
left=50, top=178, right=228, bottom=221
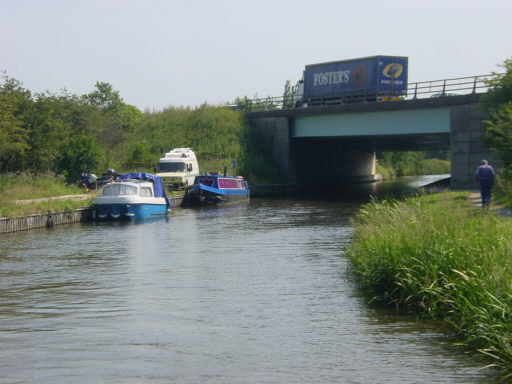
left=347, top=192, right=512, bottom=377
left=0, top=72, right=285, bottom=187
left=482, top=58, right=512, bottom=205
left=0, top=173, right=92, bottom=218
left=376, top=151, right=450, bottom=179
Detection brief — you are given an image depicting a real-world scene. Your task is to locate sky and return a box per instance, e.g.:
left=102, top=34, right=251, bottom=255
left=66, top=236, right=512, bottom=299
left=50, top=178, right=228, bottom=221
left=1, top=0, right=511, bottom=111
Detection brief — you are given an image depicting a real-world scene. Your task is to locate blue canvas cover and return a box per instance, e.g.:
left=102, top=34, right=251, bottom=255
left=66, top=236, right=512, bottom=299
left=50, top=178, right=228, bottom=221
left=116, top=172, right=172, bottom=208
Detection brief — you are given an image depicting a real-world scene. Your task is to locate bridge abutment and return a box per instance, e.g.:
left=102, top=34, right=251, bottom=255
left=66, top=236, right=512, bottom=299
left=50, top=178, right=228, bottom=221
left=450, top=104, right=495, bottom=189
left=250, top=117, right=293, bottom=175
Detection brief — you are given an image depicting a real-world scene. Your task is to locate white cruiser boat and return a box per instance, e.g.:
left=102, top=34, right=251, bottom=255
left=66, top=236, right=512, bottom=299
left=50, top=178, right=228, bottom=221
left=93, top=172, right=171, bottom=220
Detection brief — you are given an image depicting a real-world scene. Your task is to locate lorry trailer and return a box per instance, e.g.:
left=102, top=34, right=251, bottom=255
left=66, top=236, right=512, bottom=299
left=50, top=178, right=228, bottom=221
left=294, top=55, right=408, bottom=106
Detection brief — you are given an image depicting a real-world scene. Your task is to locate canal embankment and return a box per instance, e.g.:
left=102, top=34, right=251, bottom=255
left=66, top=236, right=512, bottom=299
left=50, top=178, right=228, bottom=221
left=346, top=191, right=512, bottom=377
left=0, top=182, right=295, bottom=233
left=0, top=195, right=185, bottom=234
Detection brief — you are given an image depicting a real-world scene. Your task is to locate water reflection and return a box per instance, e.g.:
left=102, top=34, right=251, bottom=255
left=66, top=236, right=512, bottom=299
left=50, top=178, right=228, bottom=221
left=302, top=174, right=452, bottom=203
left=0, top=194, right=498, bottom=383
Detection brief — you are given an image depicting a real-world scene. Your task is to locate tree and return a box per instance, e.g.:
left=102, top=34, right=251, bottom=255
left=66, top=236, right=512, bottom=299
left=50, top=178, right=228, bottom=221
left=23, top=92, right=75, bottom=174
left=480, top=58, right=512, bottom=199
left=482, top=59, right=512, bottom=173
left=282, top=80, right=295, bottom=109
left=0, top=74, right=32, bottom=171
left=84, top=82, right=142, bottom=166
left=123, top=141, right=155, bottom=171
left=482, top=59, right=512, bottom=110
left=57, top=133, right=104, bottom=183
left=0, top=93, right=28, bottom=171
left=85, top=82, right=122, bottom=111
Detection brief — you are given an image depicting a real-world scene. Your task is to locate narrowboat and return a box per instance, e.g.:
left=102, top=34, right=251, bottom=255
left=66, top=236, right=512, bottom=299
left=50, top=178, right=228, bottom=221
left=182, top=173, right=249, bottom=206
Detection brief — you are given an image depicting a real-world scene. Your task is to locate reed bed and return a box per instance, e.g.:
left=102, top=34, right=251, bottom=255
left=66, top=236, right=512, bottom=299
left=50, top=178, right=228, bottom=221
left=347, top=192, right=512, bottom=377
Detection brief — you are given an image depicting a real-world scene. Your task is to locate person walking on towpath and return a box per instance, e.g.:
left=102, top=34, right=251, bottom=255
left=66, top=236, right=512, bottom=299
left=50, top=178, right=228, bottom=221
left=475, top=159, right=496, bottom=208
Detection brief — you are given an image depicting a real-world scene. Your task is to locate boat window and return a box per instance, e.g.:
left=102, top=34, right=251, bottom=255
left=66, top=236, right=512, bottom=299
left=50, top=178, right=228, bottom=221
left=102, top=185, right=114, bottom=196
left=118, top=184, right=138, bottom=195
left=158, top=162, right=186, bottom=172
left=101, top=184, right=138, bottom=196
left=140, top=187, right=153, bottom=197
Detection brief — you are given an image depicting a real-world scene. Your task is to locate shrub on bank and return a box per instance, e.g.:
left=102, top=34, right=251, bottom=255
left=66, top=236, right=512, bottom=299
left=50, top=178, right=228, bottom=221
left=346, top=192, right=512, bottom=376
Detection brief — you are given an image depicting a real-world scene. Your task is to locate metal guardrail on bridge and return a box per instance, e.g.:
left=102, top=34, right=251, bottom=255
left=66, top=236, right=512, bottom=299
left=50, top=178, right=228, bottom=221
left=235, top=74, right=498, bottom=113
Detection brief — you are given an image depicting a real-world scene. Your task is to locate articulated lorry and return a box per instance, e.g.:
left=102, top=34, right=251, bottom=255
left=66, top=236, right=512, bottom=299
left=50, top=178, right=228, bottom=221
left=294, top=55, right=408, bottom=106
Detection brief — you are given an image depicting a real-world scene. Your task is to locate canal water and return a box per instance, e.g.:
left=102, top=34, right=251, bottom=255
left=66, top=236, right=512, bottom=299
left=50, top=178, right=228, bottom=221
left=0, top=192, right=498, bottom=383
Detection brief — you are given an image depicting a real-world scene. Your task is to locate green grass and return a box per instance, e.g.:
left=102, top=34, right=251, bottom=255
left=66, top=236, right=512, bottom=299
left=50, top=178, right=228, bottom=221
left=346, top=192, right=512, bottom=377
left=0, top=173, right=85, bottom=199
left=494, top=177, right=512, bottom=210
left=0, top=174, right=92, bottom=218
left=0, top=198, right=93, bottom=219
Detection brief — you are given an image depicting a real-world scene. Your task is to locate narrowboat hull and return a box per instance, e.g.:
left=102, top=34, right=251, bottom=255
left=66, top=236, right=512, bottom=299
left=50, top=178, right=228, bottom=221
left=183, top=184, right=250, bottom=206
left=182, top=174, right=250, bottom=207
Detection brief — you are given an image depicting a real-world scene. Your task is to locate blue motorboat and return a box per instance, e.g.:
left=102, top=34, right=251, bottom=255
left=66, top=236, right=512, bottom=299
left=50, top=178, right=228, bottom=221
left=93, top=172, right=171, bottom=220
left=182, top=173, right=250, bottom=206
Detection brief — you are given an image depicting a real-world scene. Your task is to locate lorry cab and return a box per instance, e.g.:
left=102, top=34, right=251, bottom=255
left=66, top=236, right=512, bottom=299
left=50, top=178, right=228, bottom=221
left=293, top=78, right=305, bottom=107
left=156, top=148, right=199, bottom=189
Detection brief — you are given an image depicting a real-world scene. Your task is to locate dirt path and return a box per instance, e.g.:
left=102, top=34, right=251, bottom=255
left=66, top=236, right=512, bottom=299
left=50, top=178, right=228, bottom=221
left=468, top=191, right=512, bottom=218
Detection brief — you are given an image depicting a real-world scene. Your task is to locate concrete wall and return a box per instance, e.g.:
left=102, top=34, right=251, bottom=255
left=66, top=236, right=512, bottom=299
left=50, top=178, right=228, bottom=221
left=0, top=208, right=93, bottom=234
left=450, top=104, right=496, bottom=189
left=250, top=117, right=292, bottom=175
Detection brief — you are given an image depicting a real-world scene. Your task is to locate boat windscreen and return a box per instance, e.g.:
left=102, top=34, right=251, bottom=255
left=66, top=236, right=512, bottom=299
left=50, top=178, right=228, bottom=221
left=102, top=184, right=138, bottom=196
left=158, top=162, right=186, bottom=172
left=140, top=187, right=153, bottom=197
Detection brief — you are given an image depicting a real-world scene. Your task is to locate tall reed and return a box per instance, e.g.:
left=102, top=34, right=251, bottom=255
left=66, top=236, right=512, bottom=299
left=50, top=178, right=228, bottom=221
left=347, top=192, right=512, bottom=376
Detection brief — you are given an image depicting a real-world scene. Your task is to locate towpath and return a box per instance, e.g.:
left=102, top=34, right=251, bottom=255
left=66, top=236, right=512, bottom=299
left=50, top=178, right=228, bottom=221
left=14, top=194, right=93, bottom=205
left=468, top=191, right=512, bottom=218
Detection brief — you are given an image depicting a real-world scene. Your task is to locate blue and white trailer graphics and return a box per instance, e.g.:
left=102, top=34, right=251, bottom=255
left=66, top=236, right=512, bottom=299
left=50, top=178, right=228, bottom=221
left=295, top=55, right=408, bottom=106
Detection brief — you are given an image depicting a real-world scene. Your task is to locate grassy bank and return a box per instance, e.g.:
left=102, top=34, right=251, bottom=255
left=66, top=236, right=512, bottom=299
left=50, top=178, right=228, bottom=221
left=0, top=174, right=92, bottom=218
left=346, top=192, right=512, bottom=377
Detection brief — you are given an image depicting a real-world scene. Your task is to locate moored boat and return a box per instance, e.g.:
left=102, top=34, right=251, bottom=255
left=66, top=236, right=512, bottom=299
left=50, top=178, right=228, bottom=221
left=182, top=173, right=249, bottom=206
left=93, top=172, right=171, bottom=220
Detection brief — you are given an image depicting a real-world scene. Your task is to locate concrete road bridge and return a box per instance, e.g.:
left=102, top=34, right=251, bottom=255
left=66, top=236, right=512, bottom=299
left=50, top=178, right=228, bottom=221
left=245, top=75, right=497, bottom=189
